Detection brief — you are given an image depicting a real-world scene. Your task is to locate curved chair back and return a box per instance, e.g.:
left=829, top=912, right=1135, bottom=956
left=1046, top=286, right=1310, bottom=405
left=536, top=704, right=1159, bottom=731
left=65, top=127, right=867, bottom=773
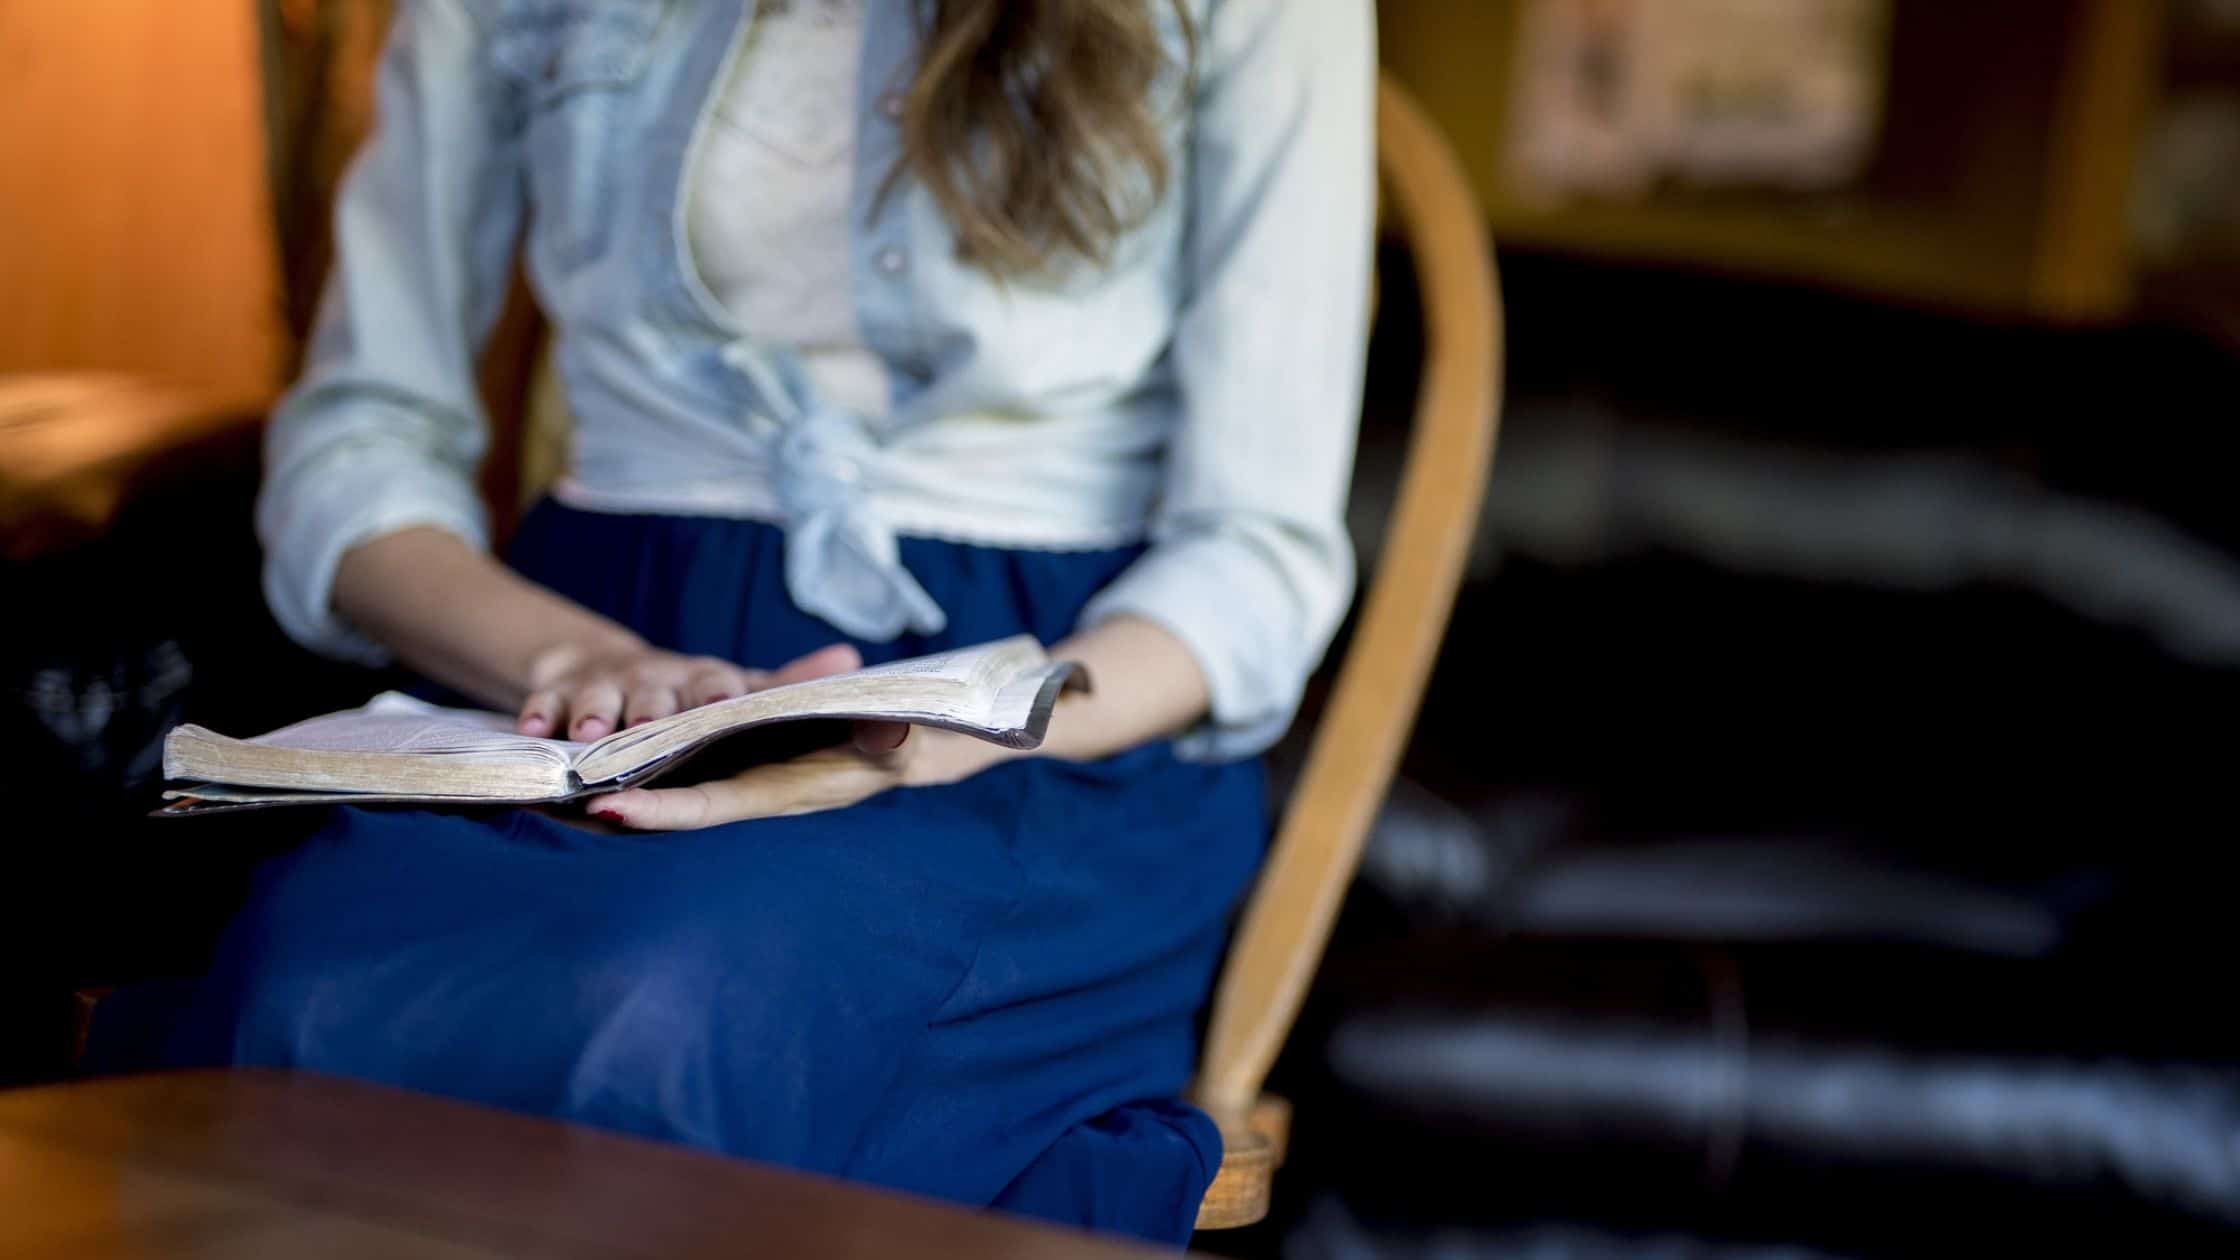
left=1190, top=72, right=1505, bottom=1229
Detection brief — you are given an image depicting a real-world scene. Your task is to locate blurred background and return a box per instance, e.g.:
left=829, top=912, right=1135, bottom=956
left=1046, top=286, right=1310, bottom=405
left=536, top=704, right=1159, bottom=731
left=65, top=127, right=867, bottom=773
left=4, top=1, right=2238, bottom=1256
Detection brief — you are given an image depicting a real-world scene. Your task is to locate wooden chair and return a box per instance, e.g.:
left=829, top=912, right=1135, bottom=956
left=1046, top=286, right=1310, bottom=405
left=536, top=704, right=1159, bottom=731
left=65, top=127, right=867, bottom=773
left=1181, top=73, right=1503, bottom=1229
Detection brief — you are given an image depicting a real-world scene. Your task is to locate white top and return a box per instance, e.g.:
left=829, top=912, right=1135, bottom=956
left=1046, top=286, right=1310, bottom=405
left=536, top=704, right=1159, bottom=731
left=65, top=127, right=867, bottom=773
left=685, top=0, right=890, bottom=420
left=261, top=0, right=1377, bottom=760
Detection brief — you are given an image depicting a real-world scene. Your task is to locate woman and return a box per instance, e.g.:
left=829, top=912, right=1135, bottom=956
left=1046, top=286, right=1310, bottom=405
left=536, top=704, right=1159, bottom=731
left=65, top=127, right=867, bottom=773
left=165, top=0, right=1369, bottom=1243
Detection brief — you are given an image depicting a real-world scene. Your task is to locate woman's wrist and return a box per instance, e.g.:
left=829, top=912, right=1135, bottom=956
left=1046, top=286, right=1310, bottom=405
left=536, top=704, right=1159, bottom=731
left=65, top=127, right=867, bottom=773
left=1026, top=619, right=1209, bottom=762
left=915, top=728, right=1007, bottom=785
left=521, top=625, right=650, bottom=695
left=335, top=526, right=652, bottom=710
left=909, top=687, right=1102, bottom=785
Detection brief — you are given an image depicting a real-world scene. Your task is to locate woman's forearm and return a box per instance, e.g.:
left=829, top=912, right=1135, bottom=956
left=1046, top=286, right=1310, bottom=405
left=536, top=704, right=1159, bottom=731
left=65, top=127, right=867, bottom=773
left=332, top=526, right=644, bottom=711
left=338, top=533, right=1209, bottom=764
left=1041, top=615, right=1210, bottom=759
left=925, top=614, right=1210, bottom=782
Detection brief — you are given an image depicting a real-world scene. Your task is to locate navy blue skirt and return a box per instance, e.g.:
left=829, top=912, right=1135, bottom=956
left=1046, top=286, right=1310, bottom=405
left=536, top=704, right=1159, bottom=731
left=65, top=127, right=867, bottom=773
left=156, top=501, right=1268, bottom=1244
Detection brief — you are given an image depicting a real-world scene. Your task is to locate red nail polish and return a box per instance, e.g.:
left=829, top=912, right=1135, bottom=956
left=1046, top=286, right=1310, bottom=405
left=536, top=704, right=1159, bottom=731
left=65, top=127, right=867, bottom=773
left=592, top=806, right=623, bottom=822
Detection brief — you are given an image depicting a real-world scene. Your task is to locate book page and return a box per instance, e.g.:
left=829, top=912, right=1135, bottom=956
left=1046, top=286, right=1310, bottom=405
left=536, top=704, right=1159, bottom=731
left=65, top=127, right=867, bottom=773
left=160, top=784, right=505, bottom=808
left=243, top=692, right=585, bottom=759
left=162, top=693, right=583, bottom=799
left=571, top=636, right=1081, bottom=787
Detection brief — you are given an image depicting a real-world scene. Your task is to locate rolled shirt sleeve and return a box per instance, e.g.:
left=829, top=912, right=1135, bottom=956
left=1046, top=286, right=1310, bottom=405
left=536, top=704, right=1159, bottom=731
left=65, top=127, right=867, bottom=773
left=258, top=0, right=527, bottom=663
left=1081, top=0, right=1376, bottom=760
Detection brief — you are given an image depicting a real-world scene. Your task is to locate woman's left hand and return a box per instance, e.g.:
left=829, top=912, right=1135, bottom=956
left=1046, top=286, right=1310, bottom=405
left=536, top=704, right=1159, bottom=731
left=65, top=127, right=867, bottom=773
left=587, top=721, right=1001, bottom=830
left=588, top=615, right=1210, bottom=830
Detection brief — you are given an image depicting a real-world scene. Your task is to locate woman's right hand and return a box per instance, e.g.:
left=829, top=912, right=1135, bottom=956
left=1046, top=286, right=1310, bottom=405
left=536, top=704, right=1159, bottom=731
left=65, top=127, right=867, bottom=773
left=332, top=527, right=865, bottom=740
left=518, top=641, right=864, bottom=740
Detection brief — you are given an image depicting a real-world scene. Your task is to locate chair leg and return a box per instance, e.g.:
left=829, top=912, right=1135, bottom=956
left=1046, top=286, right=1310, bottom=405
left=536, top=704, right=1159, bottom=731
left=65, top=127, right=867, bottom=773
left=1193, top=1095, right=1292, bottom=1230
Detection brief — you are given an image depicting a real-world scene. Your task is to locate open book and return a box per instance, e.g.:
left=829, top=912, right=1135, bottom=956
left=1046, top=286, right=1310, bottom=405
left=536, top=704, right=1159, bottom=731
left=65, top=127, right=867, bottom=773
left=159, top=636, right=1083, bottom=816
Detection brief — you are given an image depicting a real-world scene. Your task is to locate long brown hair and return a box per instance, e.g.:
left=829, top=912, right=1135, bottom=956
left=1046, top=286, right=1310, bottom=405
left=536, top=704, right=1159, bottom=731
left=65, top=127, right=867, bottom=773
left=891, top=0, right=1193, bottom=279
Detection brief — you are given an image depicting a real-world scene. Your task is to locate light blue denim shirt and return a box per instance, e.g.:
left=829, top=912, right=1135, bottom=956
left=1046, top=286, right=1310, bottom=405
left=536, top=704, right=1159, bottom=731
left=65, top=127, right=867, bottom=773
left=260, top=0, right=1375, bottom=760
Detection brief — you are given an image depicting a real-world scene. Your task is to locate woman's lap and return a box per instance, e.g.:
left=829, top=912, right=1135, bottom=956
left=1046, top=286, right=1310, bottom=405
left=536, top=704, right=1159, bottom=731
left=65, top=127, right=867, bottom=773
left=150, top=504, right=1267, bottom=1236
left=171, top=744, right=1261, bottom=1211
left=190, top=792, right=993, bottom=1135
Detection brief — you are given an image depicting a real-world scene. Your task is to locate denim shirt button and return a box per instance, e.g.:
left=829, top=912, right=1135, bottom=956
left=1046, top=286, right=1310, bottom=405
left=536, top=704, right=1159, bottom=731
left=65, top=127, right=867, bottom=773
left=879, top=91, right=904, bottom=120
left=875, top=246, right=908, bottom=276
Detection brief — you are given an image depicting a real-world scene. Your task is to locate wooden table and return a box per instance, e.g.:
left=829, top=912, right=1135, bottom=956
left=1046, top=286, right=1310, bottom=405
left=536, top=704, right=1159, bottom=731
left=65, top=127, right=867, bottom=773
left=0, top=1070, right=1177, bottom=1258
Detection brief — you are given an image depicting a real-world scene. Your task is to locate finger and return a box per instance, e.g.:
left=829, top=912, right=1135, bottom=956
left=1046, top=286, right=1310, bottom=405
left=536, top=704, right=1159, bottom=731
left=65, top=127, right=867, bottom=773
left=518, top=689, right=564, bottom=737
left=597, top=752, right=887, bottom=830
left=686, top=663, right=759, bottom=707
left=569, top=681, right=624, bottom=740
left=623, top=684, right=681, bottom=727
left=593, top=784, right=725, bottom=830
left=765, top=643, right=862, bottom=688
left=595, top=778, right=763, bottom=830
left=853, top=721, right=910, bottom=756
